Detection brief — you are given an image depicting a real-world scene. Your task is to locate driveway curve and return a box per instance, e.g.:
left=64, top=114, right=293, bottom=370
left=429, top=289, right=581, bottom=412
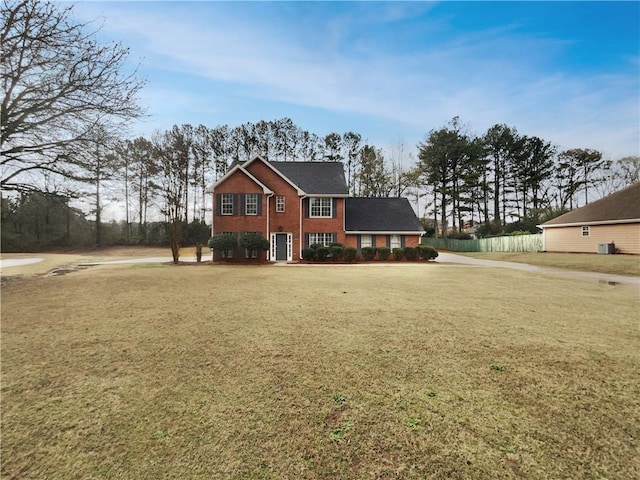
left=436, top=252, right=639, bottom=287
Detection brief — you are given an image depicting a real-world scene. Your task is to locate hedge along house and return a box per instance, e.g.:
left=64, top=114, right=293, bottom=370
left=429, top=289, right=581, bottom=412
left=539, top=182, right=640, bottom=255
left=208, top=156, right=424, bottom=261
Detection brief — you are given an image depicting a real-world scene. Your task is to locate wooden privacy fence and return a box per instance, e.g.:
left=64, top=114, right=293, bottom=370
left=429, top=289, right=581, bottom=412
left=423, top=234, right=543, bottom=252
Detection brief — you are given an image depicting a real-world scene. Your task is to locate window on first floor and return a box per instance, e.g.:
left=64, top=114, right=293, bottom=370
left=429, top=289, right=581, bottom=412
left=582, top=225, right=590, bottom=237
left=276, top=195, right=285, bottom=212
left=390, top=234, right=402, bottom=249
left=309, top=232, right=334, bottom=247
left=360, top=234, right=372, bottom=248
left=310, top=197, right=332, bottom=217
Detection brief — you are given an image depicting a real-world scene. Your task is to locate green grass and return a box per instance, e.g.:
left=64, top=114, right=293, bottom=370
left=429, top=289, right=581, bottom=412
left=2, top=264, right=639, bottom=479
left=457, top=251, right=640, bottom=276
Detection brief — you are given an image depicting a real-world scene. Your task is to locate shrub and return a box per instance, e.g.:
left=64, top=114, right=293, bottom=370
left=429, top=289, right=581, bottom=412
left=238, top=232, right=269, bottom=259
left=302, top=248, right=316, bottom=261
left=404, top=246, right=417, bottom=261
left=343, top=247, right=357, bottom=262
left=392, top=248, right=404, bottom=261
left=418, top=244, right=438, bottom=260
left=361, top=246, right=376, bottom=261
left=315, top=245, right=330, bottom=261
left=329, top=245, right=344, bottom=261
left=377, top=247, right=391, bottom=261
left=208, top=233, right=237, bottom=259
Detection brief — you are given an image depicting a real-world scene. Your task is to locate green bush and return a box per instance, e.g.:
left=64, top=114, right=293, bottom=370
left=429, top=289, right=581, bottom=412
left=392, top=248, right=404, bottom=260
left=418, top=244, right=439, bottom=260
left=404, top=246, right=417, bottom=261
left=343, top=247, right=357, bottom=262
left=377, top=247, right=391, bottom=261
left=208, top=233, right=237, bottom=258
left=302, top=248, right=316, bottom=261
left=361, top=246, right=376, bottom=261
left=315, top=245, right=330, bottom=261
left=329, top=245, right=344, bottom=261
left=239, top=232, right=269, bottom=259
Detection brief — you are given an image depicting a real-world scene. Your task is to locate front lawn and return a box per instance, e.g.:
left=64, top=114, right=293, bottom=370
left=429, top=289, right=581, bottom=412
left=1, top=264, right=638, bottom=479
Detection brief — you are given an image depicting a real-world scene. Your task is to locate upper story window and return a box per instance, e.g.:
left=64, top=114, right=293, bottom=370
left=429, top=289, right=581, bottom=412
left=276, top=196, right=285, bottom=213
left=310, top=197, right=332, bottom=218
left=221, top=194, right=234, bottom=215
left=245, top=194, right=258, bottom=215
left=581, top=226, right=590, bottom=237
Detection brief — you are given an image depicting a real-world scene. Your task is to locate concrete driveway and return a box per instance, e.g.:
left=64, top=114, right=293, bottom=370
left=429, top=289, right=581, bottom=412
left=436, top=252, right=640, bottom=287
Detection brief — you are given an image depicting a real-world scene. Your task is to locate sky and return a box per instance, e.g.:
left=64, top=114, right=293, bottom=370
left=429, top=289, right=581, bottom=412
left=71, top=1, right=640, bottom=162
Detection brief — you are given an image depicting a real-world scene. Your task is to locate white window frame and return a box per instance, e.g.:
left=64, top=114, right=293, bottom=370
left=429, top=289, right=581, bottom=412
left=581, top=226, right=590, bottom=237
left=276, top=195, right=285, bottom=213
left=361, top=234, right=372, bottom=248
left=390, top=234, right=402, bottom=249
left=221, top=194, right=234, bottom=215
left=310, top=197, right=332, bottom=218
left=309, top=233, right=334, bottom=247
left=245, top=193, right=258, bottom=215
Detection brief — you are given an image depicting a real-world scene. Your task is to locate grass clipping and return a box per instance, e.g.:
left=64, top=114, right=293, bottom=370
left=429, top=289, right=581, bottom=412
left=2, top=264, right=639, bottom=479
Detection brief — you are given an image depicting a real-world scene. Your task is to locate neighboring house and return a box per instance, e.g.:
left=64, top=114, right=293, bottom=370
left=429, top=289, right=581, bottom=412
left=540, top=182, right=640, bottom=254
left=208, top=156, right=424, bottom=261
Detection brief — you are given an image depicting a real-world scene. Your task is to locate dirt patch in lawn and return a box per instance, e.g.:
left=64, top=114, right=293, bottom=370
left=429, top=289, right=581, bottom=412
left=2, top=265, right=638, bottom=479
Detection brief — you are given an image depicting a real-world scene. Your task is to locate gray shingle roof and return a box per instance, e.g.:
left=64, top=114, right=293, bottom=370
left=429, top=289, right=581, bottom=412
left=542, top=182, right=640, bottom=226
left=270, top=162, right=348, bottom=195
left=345, top=198, right=424, bottom=232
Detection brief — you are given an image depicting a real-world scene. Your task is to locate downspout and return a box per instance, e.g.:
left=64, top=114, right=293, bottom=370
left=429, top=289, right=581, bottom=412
left=299, top=195, right=306, bottom=261
left=266, top=193, right=272, bottom=260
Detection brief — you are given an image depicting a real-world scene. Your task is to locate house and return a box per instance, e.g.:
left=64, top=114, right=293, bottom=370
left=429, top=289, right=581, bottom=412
left=208, top=156, right=424, bottom=261
left=539, top=182, right=640, bottom=254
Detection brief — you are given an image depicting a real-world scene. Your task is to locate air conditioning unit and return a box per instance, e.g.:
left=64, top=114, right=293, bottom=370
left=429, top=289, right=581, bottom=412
left=597, top=243, right=615, bottom=254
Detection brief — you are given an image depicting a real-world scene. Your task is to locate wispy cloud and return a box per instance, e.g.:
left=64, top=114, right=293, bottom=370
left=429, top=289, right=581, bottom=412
left=74, top=2, right=639, bottom=159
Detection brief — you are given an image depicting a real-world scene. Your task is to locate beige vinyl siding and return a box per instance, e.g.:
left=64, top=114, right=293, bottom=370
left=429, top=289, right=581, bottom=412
left=544, top=223, right=640, bottom=255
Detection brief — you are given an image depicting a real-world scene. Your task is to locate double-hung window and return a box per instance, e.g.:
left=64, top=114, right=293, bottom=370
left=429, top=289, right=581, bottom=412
left=309, top=233, right=334, bottom=247
left=221, top=194, right=234, bottom=215
left=245, top=194, right=258, bottom=215
left=390, top=234, right=402, bottom=249
left=360, top=234, right=372, bottom=248
left=581, top=226, right=590, bottom=237
left=310, top=197, right=332, bottom=217
left=276, top=195, right=285, bottom=213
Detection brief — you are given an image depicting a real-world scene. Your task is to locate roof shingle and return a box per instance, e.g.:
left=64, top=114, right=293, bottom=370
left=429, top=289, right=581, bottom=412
left=270, top=161, right=348, bottom=195
left=345, top=198, right=424, bottom=232
left=542, top=182, right=640, bottom=226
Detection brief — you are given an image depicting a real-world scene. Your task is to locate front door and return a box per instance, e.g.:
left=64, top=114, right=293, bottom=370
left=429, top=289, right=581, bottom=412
left=275, top=233, right=288, bottom=261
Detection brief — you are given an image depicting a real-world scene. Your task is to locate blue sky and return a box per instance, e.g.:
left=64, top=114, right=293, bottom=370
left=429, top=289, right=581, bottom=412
left=72, top=1, right=640, bottom=160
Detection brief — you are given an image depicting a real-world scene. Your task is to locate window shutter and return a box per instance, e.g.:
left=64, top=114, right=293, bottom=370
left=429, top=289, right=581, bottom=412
left=401, top=236, right=405, bottom=248
left=304, top=233, right=310, bottom=248
left=332, top=198, right=338, bottom=218
left=232, top=194, right=238, bottom=216
left=332, top=232, right=337, bottom=244
left=304, top=198, right=310, bottom=218
left=257, top=194, right=263, bottom=216
left=387, top=235, right=391, bottom=247
left=216, top=194, right=221, bottom=216
left=372, top=235, right=376, bottom=248
left=239, top=194, right=245, bottom=216
left=357, top=235, right=361, bottom=250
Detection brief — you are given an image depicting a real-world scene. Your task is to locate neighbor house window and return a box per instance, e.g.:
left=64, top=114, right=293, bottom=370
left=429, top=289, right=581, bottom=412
left=582, top=226, right=590, bottom=237
left=309, top=233, right=334, bottom=247
left=360, top=234, right=372, bottom=248
left=276, top=196, right=285, bottom=213
left=221, top=194, right=234, bottom=215
left=245, top=194, right=258, bottom=215
left=310, top=197, right=332, bottom=217
left=390, top=234, right=402, bottom=249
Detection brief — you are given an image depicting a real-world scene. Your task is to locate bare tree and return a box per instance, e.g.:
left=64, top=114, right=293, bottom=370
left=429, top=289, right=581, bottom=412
left=1, top=0, right=144, bottom=193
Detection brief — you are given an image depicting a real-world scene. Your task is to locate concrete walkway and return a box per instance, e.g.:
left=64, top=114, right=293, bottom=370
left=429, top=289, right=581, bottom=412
left=436, top=252, right=640, bottom=287
left=0, top=258, right=44, bottom=268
